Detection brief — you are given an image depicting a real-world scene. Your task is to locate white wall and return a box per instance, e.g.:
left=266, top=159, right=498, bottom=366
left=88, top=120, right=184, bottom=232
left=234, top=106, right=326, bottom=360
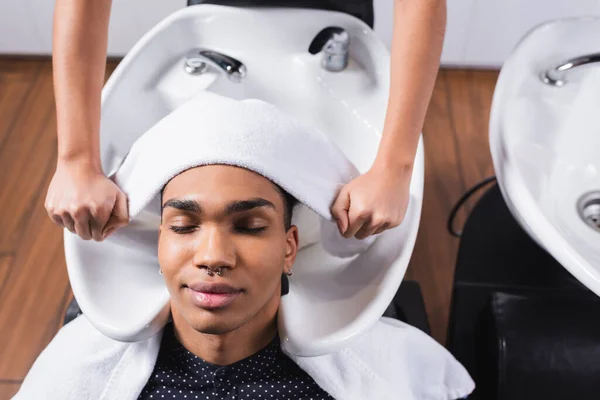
left=0, top=0, right=186, bottom=57
left=1, top=0, right=600, bottom=67
left=373, top=0, right=600, bottom=68
left=0, top=0, right=45, bottom=54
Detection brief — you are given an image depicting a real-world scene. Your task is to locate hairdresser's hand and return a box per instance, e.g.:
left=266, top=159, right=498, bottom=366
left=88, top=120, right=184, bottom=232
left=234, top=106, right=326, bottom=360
left=45, top=160, right=129, bottom=241
left=331, top=163, right=411, bottom=240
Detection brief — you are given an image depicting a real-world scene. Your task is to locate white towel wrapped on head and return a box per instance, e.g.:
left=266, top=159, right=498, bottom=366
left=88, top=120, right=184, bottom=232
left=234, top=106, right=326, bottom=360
left=112, top=91, right=376, bottom=258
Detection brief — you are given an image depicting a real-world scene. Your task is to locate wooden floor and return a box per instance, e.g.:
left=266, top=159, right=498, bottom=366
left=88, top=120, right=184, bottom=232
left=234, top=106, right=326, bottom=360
left=0, top=59, right=497, bottom=398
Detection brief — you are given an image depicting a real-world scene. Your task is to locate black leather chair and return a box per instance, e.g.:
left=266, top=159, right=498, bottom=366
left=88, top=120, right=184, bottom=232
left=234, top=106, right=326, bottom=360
left=447, top=184, right=600, bottom=399
left=475, top=291, right=600, bottom=400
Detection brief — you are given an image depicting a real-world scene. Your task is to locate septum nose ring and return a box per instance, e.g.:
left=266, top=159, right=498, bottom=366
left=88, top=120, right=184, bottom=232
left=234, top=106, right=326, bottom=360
left=206, top=267, right=223, bottom=276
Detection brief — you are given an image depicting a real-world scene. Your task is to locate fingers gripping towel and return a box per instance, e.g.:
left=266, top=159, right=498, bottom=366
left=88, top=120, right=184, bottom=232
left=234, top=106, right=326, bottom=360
left=112, top=91, right=376, bottom=258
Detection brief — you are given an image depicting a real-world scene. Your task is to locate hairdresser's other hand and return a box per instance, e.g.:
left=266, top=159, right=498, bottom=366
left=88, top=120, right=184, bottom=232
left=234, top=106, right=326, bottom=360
left=331, top=163, right=411, bottom=240
left=45, top=160, right=129, bottom=241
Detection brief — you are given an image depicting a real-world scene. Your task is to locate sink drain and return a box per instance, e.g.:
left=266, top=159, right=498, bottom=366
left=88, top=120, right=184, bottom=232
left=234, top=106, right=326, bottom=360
left=577, top=192, right=600, bottom=232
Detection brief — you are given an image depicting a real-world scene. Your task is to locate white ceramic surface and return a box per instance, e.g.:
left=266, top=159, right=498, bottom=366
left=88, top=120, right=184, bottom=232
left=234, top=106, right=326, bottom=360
left=64, top=5, right=424, bottom=356
left=490, top=17, right=600, bottom=297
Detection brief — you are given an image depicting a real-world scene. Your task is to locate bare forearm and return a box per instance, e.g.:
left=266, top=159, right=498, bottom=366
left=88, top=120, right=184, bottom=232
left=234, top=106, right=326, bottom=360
left=376, top=0, right=446, bottom=172
left=53, top=0, right=112, bottom=168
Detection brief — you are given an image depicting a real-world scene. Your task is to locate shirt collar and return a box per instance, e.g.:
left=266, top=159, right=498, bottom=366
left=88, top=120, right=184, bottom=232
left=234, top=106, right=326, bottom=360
left=161, top=323, right=281, bottom=380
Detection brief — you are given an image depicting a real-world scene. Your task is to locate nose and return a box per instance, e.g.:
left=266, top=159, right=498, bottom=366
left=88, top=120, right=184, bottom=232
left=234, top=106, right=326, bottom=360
left=192, top=224, right=236, bottom=272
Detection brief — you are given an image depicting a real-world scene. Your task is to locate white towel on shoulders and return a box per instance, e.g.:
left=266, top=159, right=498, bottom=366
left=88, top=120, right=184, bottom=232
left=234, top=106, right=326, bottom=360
left=13, top=315, right=475, bottom=400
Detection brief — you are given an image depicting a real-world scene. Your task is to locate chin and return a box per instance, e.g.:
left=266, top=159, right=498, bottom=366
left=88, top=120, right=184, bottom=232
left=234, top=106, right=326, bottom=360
left=194, top=323, right=236, bottom=335
left=185, top=308, right=244, bottom=335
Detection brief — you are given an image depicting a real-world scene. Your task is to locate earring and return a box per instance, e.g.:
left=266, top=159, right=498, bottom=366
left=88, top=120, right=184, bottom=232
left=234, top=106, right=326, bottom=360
left=281, top=273, right=290, bottom=296
left=159, top=268, right=163, bottom=275
left=285, top=269, right=293, bottom=276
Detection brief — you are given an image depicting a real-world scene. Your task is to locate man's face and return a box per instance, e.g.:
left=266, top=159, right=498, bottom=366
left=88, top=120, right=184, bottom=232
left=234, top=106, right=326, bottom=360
left=159, top=165, right=298, bottom=335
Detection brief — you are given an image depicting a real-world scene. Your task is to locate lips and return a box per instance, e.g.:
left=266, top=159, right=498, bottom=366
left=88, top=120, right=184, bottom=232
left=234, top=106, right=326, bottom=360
left=187, top=282, right=240, bottom=294
left=185, top=282, right=242, bottom=310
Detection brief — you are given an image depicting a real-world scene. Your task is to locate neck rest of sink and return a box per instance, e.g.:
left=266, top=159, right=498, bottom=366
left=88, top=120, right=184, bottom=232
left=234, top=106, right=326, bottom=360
left=63, top=4, right=424, bottom=356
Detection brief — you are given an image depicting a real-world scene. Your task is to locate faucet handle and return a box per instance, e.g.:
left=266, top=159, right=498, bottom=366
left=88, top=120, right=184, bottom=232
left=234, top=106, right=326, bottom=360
left=309, top=27, right=350, bottom=72
left=323, top=30, right=350, bottom=54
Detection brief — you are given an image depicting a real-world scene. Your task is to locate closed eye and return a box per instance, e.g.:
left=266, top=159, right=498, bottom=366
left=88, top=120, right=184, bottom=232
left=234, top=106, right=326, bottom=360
left=235, top=226, right=267, bottom=235
left=169, top=225, right=197, bottom=234
left=169, top=225, right=265, bottom=235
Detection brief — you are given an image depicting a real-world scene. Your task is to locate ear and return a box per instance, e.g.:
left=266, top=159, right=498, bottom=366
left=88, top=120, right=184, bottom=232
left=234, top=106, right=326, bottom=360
left=284, top=225, right=299, bottom=274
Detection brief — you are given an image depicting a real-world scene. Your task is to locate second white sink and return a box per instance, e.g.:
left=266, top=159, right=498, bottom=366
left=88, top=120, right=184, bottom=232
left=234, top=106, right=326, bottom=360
left=490, top=17, right=600, bottom=296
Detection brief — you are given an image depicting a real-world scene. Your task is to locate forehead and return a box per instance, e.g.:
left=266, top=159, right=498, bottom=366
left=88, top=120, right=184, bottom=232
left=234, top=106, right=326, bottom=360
left=162, top=165, right=282, bottom=204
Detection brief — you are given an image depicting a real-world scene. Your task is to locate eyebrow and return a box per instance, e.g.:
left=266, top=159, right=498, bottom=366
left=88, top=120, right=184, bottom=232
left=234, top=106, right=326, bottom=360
left=226, top=198, right=276, bottom=214
left=162, top=197, right=276, bottom=215
left=162, top=199, right=201, bottom=213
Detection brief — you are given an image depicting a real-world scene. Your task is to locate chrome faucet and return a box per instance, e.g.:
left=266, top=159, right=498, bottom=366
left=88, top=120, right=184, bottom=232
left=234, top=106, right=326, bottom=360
left=542, top=52, right=600, bottom=86
left=309, top=27, right=350, bottom=72
left=184, top=48, right=247, bottom=83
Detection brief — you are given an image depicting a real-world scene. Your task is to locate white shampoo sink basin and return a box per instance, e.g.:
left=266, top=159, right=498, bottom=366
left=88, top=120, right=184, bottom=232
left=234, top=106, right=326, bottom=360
left=490, top=17, right=600, bottom=297
left=64, top=5, right=424, bottom=356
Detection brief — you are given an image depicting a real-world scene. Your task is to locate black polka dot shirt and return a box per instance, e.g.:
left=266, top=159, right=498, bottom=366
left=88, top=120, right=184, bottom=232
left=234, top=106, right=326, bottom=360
left=138, top=323, right=334, bottom=400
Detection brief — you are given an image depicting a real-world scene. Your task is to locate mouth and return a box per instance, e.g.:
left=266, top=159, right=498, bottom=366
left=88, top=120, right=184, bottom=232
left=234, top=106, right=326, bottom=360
left=184, top=282, right=243, bottom=310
